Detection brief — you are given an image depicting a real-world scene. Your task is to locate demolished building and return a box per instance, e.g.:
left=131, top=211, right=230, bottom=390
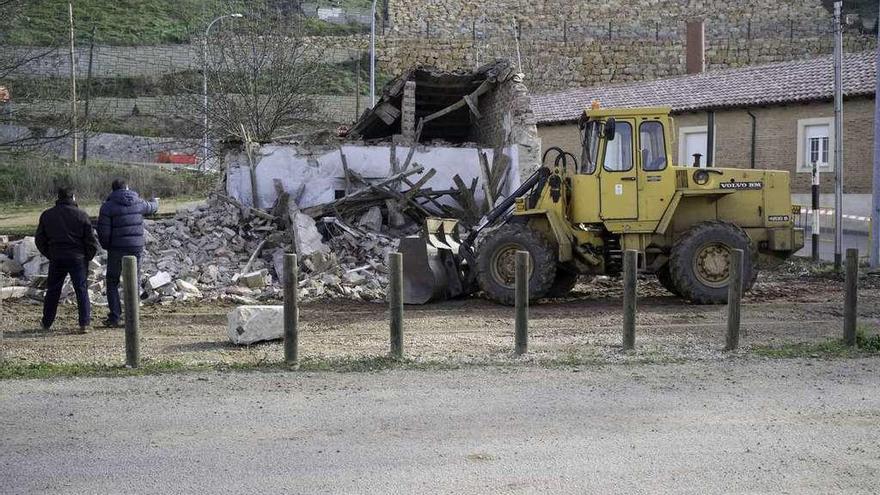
left=225, top=60, right=541, bottom=226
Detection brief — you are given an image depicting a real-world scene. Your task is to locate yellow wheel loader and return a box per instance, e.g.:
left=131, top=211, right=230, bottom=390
left=401, top=106, right=805, bottom=305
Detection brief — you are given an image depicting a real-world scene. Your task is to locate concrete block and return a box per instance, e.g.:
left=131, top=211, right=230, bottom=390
left=227, top=305, right=284, bottom=345
left=175, top=279, right=202, bottom=297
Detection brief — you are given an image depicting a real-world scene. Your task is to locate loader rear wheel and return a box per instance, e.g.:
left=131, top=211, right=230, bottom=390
left=547, top=269, right=579, bottom=298
left=668, top=221, right=756, bottom=304
left=477, top=224, right=557, bottom=305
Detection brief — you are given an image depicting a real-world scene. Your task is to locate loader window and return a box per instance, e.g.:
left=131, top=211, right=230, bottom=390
left=640, top=121, right=667, bottom=171
left=580, top=120, right=601, bottom=174
left=602, top=122, right=633, bottom=172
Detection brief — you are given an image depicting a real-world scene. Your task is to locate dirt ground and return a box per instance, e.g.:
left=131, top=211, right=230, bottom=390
left=3, top=260, right=879, bottom=367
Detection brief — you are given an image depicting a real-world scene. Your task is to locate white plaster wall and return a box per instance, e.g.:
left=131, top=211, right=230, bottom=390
left=226, top=144, right=522, bottom=211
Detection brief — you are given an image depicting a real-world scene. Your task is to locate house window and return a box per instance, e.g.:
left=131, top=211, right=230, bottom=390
left=796, top=117, right=834, bottom=172
left=677, top=125, right=715, bottom=167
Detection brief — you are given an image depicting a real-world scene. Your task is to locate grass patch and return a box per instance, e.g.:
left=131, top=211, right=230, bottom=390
left=0, top=153, right=215, bottom=205
left=0, top=356, right=466, bottom=380
left=752, top=327, right=880, bottom=358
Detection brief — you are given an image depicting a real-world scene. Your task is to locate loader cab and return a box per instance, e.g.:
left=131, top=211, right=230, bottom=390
left=569, top=106, right=676, bottom=232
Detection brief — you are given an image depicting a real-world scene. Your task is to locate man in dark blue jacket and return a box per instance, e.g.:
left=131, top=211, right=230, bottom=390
left=35, top=187, right=98, bottom=333
left=97, top=179, right=158, bottom=327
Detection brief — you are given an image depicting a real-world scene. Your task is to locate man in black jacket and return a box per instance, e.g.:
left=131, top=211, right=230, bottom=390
left=97, top=179, right=158, bottom=327
left=35, top=187, right=98, bottom=334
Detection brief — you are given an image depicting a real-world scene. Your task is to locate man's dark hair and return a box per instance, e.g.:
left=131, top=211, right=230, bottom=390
left=111, top=178, right=127, bottom=191
left=57, top=187, right=75, bottom=201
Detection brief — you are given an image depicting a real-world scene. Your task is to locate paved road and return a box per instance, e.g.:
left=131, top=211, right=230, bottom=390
left=2, top=359, right=879, bottom=494
left=796, top=231, right=869, bottom=262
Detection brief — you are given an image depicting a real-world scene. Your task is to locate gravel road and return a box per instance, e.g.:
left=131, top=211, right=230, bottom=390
left=2, top=358, right=879, bottom=494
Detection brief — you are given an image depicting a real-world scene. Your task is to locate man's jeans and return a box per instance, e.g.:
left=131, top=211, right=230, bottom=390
left=42, top=258, right=90, bottom=329
left=106, top=249, right=141, bottom=324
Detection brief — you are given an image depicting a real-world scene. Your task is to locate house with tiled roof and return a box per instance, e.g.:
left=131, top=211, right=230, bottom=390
left=532, top=51, right=876, bottom=204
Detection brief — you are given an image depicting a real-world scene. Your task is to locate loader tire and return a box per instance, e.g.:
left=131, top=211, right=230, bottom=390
left=668, top=221, right=757, bottom=304
left=546, top=269, right=579, bottom=298
left=656, top=264, right=680, bottom=296
left=477, top=224, right=557, bottom=305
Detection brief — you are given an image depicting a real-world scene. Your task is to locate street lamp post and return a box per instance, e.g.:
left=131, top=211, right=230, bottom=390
left=203, top=13, right=243, bottom=170
left=370, top=0, right=377, bottom=107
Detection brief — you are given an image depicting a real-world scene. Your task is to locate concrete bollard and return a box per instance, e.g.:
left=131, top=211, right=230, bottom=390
left=514, top=250, right=529, bottom=355
left=725, top=248, right=744, bottom=351
left=122, top=255, right=139, bottom=368
left=283, top=253, right=299, bottom=365
left=844, top=248, right=858, bottom=346
left=389, top=252, right=403, bottom=359
left=622, top=250, right=638, bottom=350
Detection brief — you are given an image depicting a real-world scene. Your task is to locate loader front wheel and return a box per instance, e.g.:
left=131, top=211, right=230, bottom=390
left=477, top=224, right=557, bottom=305
left=668, top=221, right=756, bottom=304
left=546, top=269, right=579, bottom=298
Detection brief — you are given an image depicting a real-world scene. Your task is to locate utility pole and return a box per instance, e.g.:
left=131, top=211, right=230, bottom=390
left=68, top=3, right=78, bottom=163
left=870, top=0, right=880, bottom=268
left=82, top=26, right=96, bottom=165
left=832, top=1, right=844, bottom=270
left=370, top=0, right=377, bottom=107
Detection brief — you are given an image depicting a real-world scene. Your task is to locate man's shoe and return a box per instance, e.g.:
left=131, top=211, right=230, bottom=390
left=75, top=326, right=89, bottom=335
left=39, top=323, right=51, bottom=332
left=102, top=319, right=122, bottom=328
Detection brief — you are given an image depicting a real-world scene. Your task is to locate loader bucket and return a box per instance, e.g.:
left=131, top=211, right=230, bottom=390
left=400, top=218, right=469, bottom=304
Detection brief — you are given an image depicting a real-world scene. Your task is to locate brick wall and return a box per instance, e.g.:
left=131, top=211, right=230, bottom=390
left=537, top=97, right=876, bottom=194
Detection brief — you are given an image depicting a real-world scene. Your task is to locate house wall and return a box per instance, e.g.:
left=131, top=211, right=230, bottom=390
left=536, top=97, right=876, bottom=194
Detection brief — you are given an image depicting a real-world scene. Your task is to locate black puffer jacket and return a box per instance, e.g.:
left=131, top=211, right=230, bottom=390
left=35, top=198, right=98, bottom=261
left=96, top=189, right=158, bottom=251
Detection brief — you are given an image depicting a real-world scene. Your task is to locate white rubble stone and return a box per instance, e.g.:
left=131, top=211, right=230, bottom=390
left=175, top=279, right=202, bottom=297
left=12, top=237, right=39, bottom=265
left=148, top=271, right=173, bottom=290
left=0, top=286, right=28, bottom=300
left=0, top=256, right=23, bottom=276
left=358, top=206, right=383, bottom=231
left=227, top=305, right=283, bottom=345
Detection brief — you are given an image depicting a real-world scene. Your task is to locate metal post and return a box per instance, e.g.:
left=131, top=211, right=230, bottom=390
left=122, top=255, right=139, bottom=368
left=725, top=249, right=744, bottom=351
left=514, top=251, right=529, bottom=355
left=370, top=0, right=378, bottom=108
left=622, top=250, right=637, bottom=350
left=389, top=252, right=403, bottom=359
left=812, top=162, right=821, bottom=261
left=283, top=253, right=299, bottom=365
left=844, top=248, right=858, bottom=346
left=871, top=0, right=880, bottom=268
left=833, top=1, right=844, bottom=270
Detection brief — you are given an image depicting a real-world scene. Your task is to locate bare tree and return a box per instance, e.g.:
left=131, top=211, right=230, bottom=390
left=170, top=4, right=324, bottom=149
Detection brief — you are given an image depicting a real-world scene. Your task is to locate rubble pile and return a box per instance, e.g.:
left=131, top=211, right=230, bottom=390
left=0, top=196, right=399, bottom=306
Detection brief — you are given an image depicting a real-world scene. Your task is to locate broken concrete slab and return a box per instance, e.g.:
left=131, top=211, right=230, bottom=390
left=22, top=256, right=47, bottom=279
left=227, top=305, right=284, bottom=345
left=238, top=269, right=269, bottom=289
left=0, top=286, right=28, bottom=300
left=148, top=271, right=173, bottom=290
left=12, top=237, right=39, bottom=265
left=289, top=204, right=329, bottom=257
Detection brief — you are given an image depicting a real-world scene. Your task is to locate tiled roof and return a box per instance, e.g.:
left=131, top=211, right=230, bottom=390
left=532, top=51, right=876, bottom=124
